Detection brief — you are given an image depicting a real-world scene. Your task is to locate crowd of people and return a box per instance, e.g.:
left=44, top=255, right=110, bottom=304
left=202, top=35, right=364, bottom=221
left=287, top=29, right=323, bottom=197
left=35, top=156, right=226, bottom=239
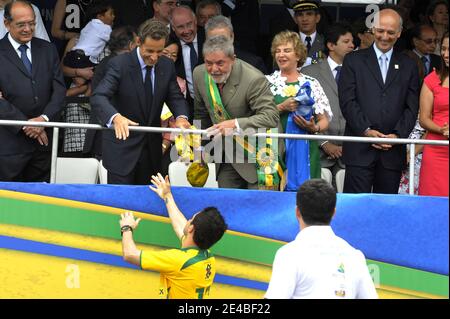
left=0, top=0, right=448, bottom=196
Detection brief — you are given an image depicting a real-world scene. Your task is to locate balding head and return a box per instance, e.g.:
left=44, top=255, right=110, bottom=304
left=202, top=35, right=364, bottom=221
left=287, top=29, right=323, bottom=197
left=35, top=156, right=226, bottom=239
left=4, top=0, right=36, bottom=44
left=372, top=9, right=402, bottom=53
left=171, top=5, right=197, bottom=43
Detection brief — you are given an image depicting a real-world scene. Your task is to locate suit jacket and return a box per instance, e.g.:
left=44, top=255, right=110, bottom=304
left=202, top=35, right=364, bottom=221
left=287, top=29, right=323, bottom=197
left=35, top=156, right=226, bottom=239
left=302, top=59, right=346, bottom=168
left=338, top=46, right=419, bottom=170
left=0, top=35, right=66, bottom=156
left=308, top=33, right=325, bottom=60
left=193, top=59, right=280, bottom=183
left=235, top=46, right=267, bottom=75
left=172, top=28, right=206, bottom=118
left=90, top=50, right=189, bottom=176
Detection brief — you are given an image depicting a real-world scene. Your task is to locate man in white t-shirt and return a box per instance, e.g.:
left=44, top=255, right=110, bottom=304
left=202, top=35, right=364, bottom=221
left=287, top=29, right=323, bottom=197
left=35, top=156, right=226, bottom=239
left=265, top=179, right=378, bottom=299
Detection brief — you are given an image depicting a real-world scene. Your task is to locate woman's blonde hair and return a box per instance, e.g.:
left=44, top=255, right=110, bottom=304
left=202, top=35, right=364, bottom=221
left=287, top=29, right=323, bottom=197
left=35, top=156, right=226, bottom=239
left=271, top=30, right=307, bottom=67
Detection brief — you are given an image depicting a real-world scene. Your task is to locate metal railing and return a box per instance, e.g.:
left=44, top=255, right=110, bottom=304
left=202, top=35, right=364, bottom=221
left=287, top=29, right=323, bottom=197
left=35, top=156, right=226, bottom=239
left=0, top=119, right=448, bottom=195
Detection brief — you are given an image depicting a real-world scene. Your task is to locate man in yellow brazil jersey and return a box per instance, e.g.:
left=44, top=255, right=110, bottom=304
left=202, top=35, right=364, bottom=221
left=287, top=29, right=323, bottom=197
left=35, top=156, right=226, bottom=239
left=119, top=173, right=228, bottom=299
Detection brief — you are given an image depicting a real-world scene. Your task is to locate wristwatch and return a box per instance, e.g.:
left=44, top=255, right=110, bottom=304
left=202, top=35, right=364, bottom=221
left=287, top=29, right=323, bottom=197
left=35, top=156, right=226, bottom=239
left=120, top=225, right=133, bottom=236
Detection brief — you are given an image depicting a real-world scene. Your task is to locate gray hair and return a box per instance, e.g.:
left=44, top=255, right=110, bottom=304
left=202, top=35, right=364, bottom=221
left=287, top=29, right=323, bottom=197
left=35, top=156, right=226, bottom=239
left=205, top=15, right=233, bottom=35
left=202, top=35, right=235, bottom=58
left=196, top=0, right=222, bottom=16
left=138, top=19, right=169, bottom=42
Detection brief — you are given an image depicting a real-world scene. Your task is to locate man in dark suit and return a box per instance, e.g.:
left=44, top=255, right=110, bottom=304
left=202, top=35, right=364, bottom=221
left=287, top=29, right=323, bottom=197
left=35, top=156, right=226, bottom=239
left=170, top=5, right=205, bottom=119
left=338, top=9, right=419, bottom=194
left=205, top=15, right=267, bottom=74
left=292, top=0, right=325, bottom=65
left=0, top=0, right=65, bottom=182
left=410, top=23, right=442, bottom=78
left=90, top=19, right=190, bottom=185
left=302, top=23, right=355, bottom=188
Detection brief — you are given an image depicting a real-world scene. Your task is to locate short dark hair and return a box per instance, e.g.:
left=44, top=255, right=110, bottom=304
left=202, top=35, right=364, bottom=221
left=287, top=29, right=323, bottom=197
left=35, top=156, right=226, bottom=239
left=138, top=19, right=169, bottom=43
left=192, top=207, right=227, bottom=250
left=107, top=26, right=137, bottom=54
left=296, top=179, right=336, bottom=226
left=409, top=23, right=437, bottom=47
left=4, top=0, right=35, bottom=21
left=324, top=22, right=353, bottom=56
left=86, top=0, right=113, bottom=21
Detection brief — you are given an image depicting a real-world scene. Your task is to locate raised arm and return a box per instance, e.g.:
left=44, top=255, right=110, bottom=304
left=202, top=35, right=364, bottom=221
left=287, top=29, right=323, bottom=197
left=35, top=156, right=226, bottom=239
left=149, top=173, right=187, bottom=240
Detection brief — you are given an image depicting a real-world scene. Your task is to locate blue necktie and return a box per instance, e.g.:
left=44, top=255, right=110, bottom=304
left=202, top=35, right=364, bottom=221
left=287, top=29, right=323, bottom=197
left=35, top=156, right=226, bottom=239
left=421, top=56, right=430, bottom=75
left=18, top=44, right=32, bottom=75
left=335, top=65, right=342, bottom=84
left=379, top=54, right=387, bottom=83
left=187, top=42, right=198, bottom=71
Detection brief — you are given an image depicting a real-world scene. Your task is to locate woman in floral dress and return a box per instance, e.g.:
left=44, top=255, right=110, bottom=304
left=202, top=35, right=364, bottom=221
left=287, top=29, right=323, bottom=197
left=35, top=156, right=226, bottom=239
left=266, top=31, right=333, bottom=191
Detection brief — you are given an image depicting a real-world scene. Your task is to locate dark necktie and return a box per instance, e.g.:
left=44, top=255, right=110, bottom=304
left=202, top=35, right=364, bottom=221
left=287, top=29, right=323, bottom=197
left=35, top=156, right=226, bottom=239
left=305, top=36, right=312, bottom=53
left=335, top=65, right=342, bottom=84
left=421, top=56, right=430, bottom=75
left=144, top=66, right=153, bottom=112
left=217, top=83, right=225, bottom=97
left=18, top=44, right=32, bottom=75
left=187, top=42, right=198, bottom=71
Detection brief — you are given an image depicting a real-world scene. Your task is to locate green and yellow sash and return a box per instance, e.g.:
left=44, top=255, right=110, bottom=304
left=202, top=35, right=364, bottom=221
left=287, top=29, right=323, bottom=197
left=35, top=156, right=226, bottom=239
left=204, top=72, right=283, bottom=190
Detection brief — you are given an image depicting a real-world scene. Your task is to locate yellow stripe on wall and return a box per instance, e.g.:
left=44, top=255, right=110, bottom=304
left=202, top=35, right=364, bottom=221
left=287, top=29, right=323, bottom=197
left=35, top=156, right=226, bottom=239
left=0, top=249, right=264, bottom=299
left=0, top=223, right=272, bottom=283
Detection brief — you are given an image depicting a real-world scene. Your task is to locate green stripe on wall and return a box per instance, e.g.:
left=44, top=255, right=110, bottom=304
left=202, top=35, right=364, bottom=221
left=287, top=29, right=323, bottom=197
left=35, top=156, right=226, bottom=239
left=0, top=197, right=280, bottom=264
left=0, top=196, right=448, bottom=297
left=366, top=260, right=448, bottom=297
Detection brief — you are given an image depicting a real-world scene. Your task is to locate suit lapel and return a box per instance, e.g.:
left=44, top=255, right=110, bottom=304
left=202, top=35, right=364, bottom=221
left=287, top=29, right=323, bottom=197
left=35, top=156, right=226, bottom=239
left=221, top=59, right=241, bottom=107
left=129, top=49, right=147, bottom=121
left=319, top=60, right=337, bottom=95
left=149, top=61, right=164, bottom=123
left=0, top=36, right=32, bottom=78
left=384, top=51, right=400, bottom=89
left=366, top=48, right=384, bottom=88
left=31, top=39, right=41, bottom=78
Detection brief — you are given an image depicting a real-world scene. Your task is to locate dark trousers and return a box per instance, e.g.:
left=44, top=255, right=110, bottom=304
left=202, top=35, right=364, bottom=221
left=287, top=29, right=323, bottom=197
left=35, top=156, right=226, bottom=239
left=217, top=163, right=258, bottom=189
left=107, top=145, right=159, bottom=185
left=343, top=161, right=402, bottom=194
left=0, top=150, right=51, bottom=182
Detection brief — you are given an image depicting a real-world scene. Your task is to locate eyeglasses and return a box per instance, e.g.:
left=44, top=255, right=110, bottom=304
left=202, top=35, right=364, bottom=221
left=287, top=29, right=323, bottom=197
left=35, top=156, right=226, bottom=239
left=420, top=38, right=438, bottom=45
left=13, top=21, right=36, bottom=29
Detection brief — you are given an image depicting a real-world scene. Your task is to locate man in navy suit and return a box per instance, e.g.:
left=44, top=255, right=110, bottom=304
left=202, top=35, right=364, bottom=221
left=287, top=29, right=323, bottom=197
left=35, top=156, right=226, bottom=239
left=0, top=0, right=65, bottom=182
left=338, top=9, right=419, bottom=194
left=90, top=19, right=190, bottom=185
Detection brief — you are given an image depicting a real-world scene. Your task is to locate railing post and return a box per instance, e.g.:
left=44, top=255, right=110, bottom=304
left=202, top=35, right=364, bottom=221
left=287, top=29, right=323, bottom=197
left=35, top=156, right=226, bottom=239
left=50, top=127, right=59, bottom=184
left=409, top=143, right=416, bottom=195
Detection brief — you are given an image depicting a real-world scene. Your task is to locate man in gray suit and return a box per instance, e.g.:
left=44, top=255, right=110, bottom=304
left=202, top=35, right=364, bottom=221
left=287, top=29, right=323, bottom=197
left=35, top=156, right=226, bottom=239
left=193, top=35, right=279, bottom=189
left=292, top=0, right=325, bottom=65
left=302, top=23, right=354, bottom=187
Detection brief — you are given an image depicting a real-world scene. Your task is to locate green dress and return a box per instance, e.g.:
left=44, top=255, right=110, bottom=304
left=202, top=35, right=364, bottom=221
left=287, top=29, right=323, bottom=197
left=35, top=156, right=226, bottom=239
left=274, top=81, right=321, bottom=181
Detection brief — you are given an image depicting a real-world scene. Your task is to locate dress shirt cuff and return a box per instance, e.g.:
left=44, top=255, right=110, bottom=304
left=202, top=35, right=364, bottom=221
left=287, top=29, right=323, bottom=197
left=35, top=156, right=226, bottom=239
left=40, top=114, right=49, bottom=122
left=176, top=115, right=189, bottom=121
left=234, top=119, right=241, bottom=133
left=363, top=127, right=371, bottom=136
left=320, top=140, right=329, bottom=148
left=107, top=113, right=119, bottom=128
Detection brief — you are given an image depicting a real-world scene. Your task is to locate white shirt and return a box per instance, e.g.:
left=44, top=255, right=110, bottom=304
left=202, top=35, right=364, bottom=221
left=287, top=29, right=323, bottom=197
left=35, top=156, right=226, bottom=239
left=8, top=33, right=32, bottom=62
left=373, top=44, right=393, bottom=73
left=181, top=35, right=198, bottom=98
left=0, top=4, right=50, bottom=42
left=327, top=56, right=341, bottom=80
left=73, top=19, right=112, bottom=64
left=265, top=226, right=378, bottom=299
left=300, top=31, right=317, bottom=47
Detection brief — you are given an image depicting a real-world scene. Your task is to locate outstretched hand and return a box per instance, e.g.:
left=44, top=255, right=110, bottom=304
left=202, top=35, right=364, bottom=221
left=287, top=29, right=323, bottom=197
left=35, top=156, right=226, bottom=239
left=120, top=211, right=141, bottom=230
left=149, top=173, right=172, bottom=200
